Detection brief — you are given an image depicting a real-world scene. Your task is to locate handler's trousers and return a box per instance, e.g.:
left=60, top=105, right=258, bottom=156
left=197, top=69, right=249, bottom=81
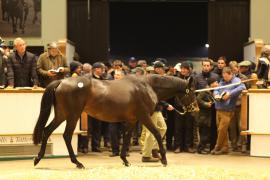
left=142, top=111, right=167, bottom=157
left=214, top=110, right=234, bottom=152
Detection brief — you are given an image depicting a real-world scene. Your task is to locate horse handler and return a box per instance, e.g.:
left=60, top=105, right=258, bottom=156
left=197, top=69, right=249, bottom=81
left=141, top=101, right=174, bottom=162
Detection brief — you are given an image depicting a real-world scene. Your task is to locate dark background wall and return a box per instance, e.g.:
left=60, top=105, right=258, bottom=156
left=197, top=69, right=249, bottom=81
left=109, top=2, right=208, bottom=61
left=68, top=0, right=249, bottom=64
left=68, top=0, right=109, bottom=63
left=208, top=0, right=250, bottom=61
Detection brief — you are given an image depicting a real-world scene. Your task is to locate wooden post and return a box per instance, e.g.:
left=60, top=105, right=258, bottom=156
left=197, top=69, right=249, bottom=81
left=241, top=90, right=248, bottom=132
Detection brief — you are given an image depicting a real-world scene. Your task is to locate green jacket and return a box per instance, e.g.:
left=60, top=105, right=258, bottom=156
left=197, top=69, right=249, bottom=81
left=37, top=52, right=69, bottom=87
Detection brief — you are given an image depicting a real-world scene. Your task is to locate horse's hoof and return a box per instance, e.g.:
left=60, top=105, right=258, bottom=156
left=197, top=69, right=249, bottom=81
left=122, top=161, right=130, bottom=167
left=161, top=159, right=167, bottom=167
left=33, top=157, right=40, bottom=166
left=76, top=163, right=85, bottom=169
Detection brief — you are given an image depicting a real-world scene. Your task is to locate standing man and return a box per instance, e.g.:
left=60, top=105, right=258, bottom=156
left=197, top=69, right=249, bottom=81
left=174, top=62, right=195, bottom=153
left=195, top=59, right=219, bottom=150
left=37, top=42, right=69, bottom=87
left=141, top=61, right=174, bottom=162
left=89, top=62, right=110, bottom=152
left=211, top=67, right=246, bottom=155
left=196, top=59, right=219, bottom=90
left=6, top=37, right=39, bottom=88
left=213, top=56, right=227, bottom=81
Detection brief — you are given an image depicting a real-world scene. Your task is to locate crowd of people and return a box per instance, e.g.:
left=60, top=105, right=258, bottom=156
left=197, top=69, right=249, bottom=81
left=1, top=36, right=270, bottom=163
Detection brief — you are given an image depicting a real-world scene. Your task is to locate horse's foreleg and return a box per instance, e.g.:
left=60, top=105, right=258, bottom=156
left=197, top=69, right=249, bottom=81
left=34, top=118, right=63, bottom=166
left=63, top=118, right=84, bottom=169
left=120, top=123, right=134, bottom=167
left=142, top=117, right=167, bottom=166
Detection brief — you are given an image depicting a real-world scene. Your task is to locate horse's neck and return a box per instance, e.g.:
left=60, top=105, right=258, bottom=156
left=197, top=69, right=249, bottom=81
left=149, top=75, right=187, bottom=100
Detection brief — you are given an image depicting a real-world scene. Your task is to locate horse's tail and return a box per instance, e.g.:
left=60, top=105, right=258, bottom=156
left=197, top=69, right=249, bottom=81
left=33, top=80, right=61, bottom=145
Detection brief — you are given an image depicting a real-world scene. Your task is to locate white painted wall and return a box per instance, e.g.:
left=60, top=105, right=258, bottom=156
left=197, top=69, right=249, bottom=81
left=250, top=0, right=270, bottom=44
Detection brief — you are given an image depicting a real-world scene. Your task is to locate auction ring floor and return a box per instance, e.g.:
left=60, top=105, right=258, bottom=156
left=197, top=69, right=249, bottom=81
left=0, top=151, right=270, bottom=180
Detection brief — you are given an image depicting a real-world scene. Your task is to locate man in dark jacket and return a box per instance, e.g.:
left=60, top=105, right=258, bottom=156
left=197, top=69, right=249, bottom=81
left=257, top=45, right=270, bottom=87
left=196, top=77, right=218, bottom=154
left=196, top=59, right=219, bottom=90
left=174, top=61, right=195, bottom=153
left=89, top=62, right=110, bottom=152
left=6, top=38, right=39, bottom=88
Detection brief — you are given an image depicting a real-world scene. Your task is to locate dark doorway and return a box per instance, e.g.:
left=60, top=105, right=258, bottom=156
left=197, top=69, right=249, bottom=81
left=109, top=1, right=208, bottom=62
left=67, top=0, right=109, bottom=64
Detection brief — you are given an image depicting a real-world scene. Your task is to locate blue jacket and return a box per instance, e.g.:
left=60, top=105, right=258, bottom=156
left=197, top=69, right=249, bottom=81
left=214, top=76, right=246, bottom=111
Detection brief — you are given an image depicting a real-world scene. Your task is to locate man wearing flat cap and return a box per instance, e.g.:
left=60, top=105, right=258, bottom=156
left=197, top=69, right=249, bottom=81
left=37, top=41, right=69, bottom=87
left=238, top=60, right=252, bottom=78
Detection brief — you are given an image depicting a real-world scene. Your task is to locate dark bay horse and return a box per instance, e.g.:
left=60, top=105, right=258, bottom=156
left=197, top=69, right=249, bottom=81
left=33, top=74, right=198, bottom=169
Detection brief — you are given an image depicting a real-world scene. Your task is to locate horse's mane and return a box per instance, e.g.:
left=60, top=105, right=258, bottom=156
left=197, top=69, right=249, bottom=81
left=145, top=74, right=188, bottom=91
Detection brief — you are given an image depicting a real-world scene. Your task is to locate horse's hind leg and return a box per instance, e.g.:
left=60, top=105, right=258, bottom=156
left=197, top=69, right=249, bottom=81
left=63, top=117, right=84, bottom=169
left=34, top=117, right=63, bottom=166
left=120, top=123, right=134, bottom=166
left=141, top=114, right=167, bottom=166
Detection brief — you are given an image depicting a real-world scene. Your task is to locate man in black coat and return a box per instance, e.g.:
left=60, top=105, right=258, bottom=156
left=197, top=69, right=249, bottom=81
left=6, top=38, right=39, bottom=88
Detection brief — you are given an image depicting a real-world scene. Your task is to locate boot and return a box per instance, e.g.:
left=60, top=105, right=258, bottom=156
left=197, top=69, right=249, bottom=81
left=152, top=149, right=161, bottom=159
left=142, top=157, right=159, bottom=162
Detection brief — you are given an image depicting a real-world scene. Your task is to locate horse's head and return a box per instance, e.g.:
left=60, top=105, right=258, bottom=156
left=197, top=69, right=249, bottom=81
left=176, top=77, right=199, bottom=114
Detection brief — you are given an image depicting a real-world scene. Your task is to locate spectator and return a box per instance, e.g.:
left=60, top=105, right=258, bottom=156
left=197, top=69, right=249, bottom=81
left=137, top=59, right=148, bottom=69
left=127, top=57, right=137, bottom=71
left=196, top=59, right=219, bottom=90
left=257, top=45, right=270, bottom=82
left=213, top=56, right=227, bottom=80
left=6, top=37, right=39, bottom=88
left=70, top=61, right=82, bottom=77
left=89, top=62, right=110, bottom=152
left=196, top=77, right=218, bottom=154
left=174, top=61, right=195, bottom=153
left=82, top=63, right=92, bottom=76
left=37, top=41, right=69, bottom=87
left=239, top=60, right=252, bottom=78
